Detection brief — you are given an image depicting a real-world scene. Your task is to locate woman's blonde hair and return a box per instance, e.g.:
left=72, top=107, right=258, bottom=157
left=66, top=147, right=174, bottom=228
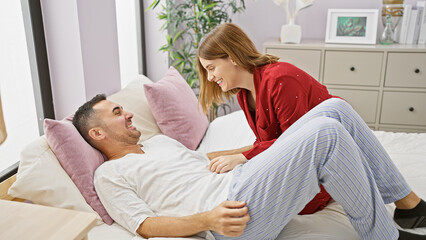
left=197, top=23, right=279, bottom=114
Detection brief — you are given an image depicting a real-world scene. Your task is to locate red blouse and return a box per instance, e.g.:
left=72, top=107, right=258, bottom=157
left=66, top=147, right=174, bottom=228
left=237, top=62, right=333, bottom=214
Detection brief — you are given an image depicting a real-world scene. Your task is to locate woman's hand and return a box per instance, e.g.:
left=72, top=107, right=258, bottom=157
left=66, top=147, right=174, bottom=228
left=206, top=151, right=222, bottom=160
left=209, top=153, right=247, bottom=173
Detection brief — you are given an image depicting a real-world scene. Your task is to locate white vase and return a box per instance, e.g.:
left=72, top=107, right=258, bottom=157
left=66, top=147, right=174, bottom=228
left=280, top=22, right=302, bottom=44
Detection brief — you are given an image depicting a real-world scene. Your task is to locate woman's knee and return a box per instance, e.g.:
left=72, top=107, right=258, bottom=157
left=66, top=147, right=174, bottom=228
left=311, top=116, right=342, bottom=131
left=313, top=98, right=355, bottom=121
left=321, top=98, right=352, bottom=110
left=296, top=117, right=343, bottom=140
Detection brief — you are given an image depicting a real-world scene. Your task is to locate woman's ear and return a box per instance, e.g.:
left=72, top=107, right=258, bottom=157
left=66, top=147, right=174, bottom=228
left=88, top=127, right=105, bottom=141
left=228, top=57, right=237, bottom=66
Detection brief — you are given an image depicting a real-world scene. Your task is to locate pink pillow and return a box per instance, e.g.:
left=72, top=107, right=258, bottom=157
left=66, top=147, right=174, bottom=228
left=144, top=67, right=209, bottom=150
left=44, top=118, right=114, bottom=225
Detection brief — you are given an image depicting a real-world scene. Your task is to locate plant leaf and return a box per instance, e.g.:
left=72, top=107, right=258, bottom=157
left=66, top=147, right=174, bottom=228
left=146, top=0, right=160, bottom=11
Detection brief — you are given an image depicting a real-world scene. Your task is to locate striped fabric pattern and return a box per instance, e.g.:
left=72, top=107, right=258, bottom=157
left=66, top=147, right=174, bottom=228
left=213, top=98, right=409, bottom=240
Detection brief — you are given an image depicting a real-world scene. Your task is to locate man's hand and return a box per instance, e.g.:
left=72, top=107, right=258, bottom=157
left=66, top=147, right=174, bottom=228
left=209, top=154, right=247, bottom=173
left=206, top=201, right=250, bottom=237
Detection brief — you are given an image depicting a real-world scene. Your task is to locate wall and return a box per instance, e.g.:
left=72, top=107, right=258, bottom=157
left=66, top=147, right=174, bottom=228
left=143, top=0, right=423, bottom=115
left=41, top=0, right=121, bottom=119
left=41, top=0, right=419, bottom=117
left=143, top=0, right=169, bottom=82
left=233, top=0, right=418, bottom=51
left=41, top=0, right=86, bottom=119
left=40, top=0, right=168, bottom=119
left=145, top=0, right=418, bottom=79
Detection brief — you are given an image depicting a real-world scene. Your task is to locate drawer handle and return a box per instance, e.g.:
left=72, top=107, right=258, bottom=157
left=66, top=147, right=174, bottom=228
left=350, top=67, right=355, bottom=71
left=415, top=68, right=420, bottom=74
left=409, top=107, right=415, bottom=112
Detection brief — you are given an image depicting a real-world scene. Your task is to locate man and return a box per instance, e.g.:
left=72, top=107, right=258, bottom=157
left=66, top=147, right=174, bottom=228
left=73, top=94, right=426, bottom=240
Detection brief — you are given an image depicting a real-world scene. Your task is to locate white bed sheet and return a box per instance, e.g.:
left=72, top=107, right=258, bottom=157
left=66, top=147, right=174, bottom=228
left=88, top=110, right=426, bottom=239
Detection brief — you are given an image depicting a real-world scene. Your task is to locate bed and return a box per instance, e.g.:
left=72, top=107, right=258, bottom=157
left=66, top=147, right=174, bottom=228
left=1, top=70, right=426, bottom=239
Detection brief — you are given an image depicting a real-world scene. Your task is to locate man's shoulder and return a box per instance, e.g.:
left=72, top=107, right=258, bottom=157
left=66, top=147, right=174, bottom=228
left=143, top=134, right=174, bottom=144
left=143, top=134, right=186, bottom=149
left=95, top=154, right=138, bottom=175
left=95, top=159, right=118, bottom=177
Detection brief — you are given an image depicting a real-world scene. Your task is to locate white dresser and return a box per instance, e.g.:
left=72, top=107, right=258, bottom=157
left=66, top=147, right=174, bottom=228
left=263, top=40, right=426, bottom=133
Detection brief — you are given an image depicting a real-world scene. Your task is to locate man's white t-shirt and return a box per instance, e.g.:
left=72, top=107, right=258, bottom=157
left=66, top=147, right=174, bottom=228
left=94, top=135, right=235, bottom=234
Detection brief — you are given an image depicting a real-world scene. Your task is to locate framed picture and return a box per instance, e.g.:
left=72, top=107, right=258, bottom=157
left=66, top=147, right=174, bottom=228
left=325, top=9, right=379, bottom=44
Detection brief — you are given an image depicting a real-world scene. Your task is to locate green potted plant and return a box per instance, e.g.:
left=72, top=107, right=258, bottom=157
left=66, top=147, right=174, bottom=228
left=148, top=0, right=246, bottom=120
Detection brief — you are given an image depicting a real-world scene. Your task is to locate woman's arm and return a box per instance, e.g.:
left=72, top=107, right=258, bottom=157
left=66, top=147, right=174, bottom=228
left=137, top=201, right=250, bottom=238
left=207, top=145, right=254, bottom=173
left=206, top=145, right=253, bottom=160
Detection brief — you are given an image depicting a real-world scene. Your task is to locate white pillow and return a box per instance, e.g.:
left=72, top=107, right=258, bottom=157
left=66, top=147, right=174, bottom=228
left=8, top=136, right=101, bottom=221
left=197, top=110, right=255, bottom=154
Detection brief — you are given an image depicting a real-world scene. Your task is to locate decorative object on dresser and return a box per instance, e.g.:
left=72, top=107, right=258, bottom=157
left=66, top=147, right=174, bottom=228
left=325, top=9, right=379, bottom=44
left=380, top=14, right=395, bottom=45
left=381, top=0, right=404, bottom=43
left=263, top=40, right=426, bottom=132
left=273, top=0, right=314, bottom=44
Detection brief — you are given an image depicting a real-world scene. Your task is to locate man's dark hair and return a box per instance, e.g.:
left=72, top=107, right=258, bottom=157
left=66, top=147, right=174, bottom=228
left=72, top=94, right=107, bottom=143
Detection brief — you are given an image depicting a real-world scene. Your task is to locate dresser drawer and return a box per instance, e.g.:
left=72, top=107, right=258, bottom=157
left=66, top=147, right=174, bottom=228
left=324, top=51, right=383, bottom=86
left=385, top=52, right=426, bottom=88
left=380, top=91, right=426, bottom=126
left=327, top=88, right=379, bottom=123
left=265, top=48, right=321, bottom=80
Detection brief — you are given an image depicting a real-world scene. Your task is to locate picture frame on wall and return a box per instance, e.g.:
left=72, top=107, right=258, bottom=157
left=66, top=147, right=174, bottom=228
left=325, top=9, right=379, bottom=44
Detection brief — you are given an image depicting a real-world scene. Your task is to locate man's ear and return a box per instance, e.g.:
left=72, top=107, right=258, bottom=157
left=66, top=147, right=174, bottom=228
left=88, top=127, right=105, bottom=141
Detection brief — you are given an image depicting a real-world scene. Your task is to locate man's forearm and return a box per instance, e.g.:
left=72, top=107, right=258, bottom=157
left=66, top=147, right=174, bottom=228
left=207, top=145, right=253, bottom=160
left=136, top=201, right=249, bottom=238
left=137, top=213, right=209, bottom=238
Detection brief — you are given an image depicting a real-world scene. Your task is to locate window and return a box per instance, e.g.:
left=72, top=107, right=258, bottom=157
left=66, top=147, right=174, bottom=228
left=0, top=1, right=39, bottom=173
left=0, top=0, right=54, bottom=179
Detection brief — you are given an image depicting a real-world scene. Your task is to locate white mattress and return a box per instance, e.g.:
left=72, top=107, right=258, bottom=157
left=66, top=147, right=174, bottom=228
left=88, top=111, right=426, bottom=239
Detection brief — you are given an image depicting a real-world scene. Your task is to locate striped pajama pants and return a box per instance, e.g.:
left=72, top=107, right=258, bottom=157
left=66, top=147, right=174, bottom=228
left=213, top=98, right=411, bottom=240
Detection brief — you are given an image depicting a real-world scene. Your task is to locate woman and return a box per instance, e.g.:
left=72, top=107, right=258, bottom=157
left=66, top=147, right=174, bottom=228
left=196, top=22, right=426, bottom=222
left=197, top=22, right=333, bottom=214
